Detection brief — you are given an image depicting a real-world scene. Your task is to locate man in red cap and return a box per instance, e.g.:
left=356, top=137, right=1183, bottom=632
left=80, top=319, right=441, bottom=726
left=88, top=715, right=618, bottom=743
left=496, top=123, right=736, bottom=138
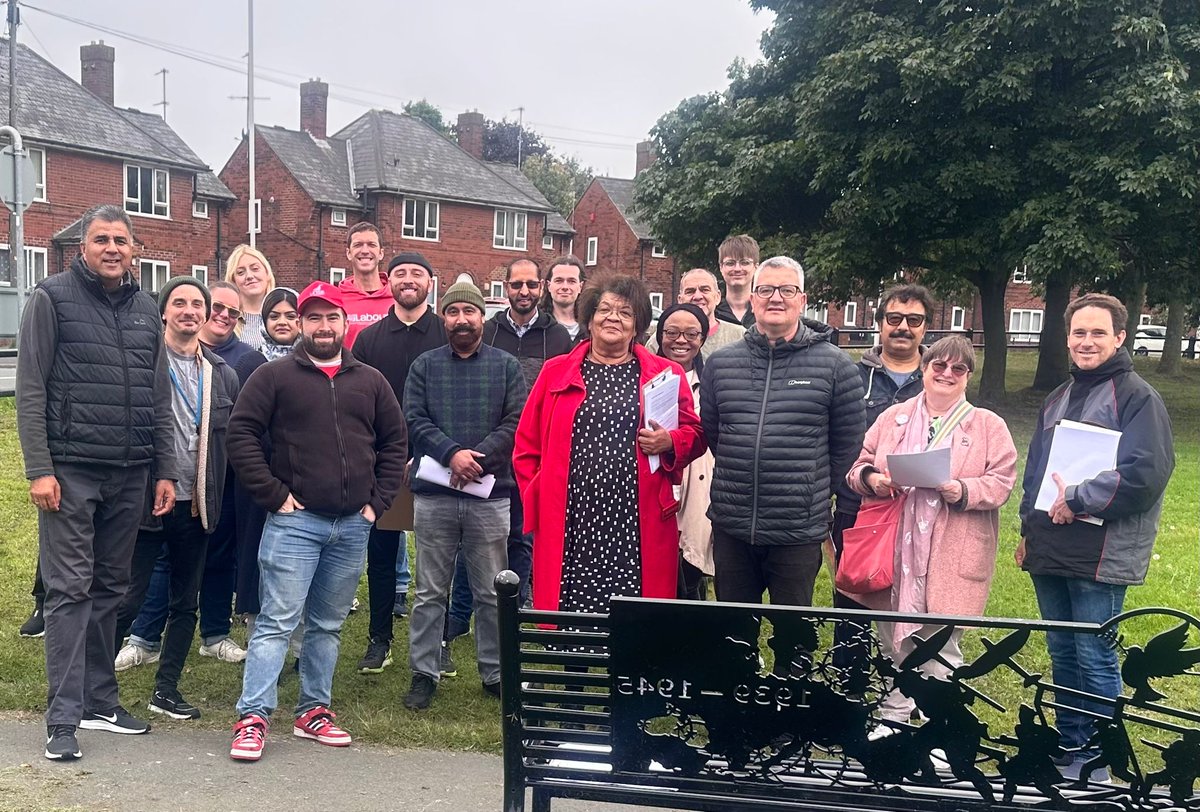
left=225, top=281, right=408, bottom=762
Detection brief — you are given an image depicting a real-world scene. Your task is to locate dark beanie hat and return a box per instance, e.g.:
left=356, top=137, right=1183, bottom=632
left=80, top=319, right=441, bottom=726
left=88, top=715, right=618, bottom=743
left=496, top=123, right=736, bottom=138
left=261, top=286, right=299, bottom=322
left=158, top=276, right=211, bottom=318
left=387, top=252, right=434, bottom=275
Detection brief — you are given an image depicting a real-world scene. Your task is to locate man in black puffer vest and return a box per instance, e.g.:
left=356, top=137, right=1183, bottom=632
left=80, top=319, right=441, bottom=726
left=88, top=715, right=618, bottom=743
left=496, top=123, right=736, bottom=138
left=701, top=256, right=865, bottom=615
left=17, top=205, right=177, bottom=761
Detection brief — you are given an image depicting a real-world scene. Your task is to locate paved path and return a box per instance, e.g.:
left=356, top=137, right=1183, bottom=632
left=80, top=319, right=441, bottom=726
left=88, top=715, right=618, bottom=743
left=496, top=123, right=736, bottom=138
left=0, top=715, right=662, bottom=812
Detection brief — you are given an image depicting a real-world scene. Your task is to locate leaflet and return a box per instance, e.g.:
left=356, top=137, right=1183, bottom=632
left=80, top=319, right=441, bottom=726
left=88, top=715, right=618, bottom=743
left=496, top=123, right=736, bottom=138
left=886, top=446, right=951, bottom=489
left=414, top=454, right=496, bottom=499
left=1034, top=420, right=1122, bottom=526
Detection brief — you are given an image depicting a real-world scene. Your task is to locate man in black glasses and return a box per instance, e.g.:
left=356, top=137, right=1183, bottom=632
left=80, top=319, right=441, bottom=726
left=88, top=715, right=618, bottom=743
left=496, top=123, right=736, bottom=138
left=701, top=256, right=865, bottom=625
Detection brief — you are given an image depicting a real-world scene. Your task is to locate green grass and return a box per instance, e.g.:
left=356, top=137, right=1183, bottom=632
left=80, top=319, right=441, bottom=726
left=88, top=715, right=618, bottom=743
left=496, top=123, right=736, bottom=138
left=0, top=352, right=1196, bottom=755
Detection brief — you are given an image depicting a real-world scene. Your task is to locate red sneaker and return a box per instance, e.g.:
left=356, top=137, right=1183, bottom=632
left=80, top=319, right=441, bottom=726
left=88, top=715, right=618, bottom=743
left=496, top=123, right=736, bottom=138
left=293, top=706, right=352, bottom=747
left=230, top=714, right=268, bottom=761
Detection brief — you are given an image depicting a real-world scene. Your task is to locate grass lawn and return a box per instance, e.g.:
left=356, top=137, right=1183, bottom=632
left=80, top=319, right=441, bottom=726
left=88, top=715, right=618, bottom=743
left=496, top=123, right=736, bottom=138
left=0, top=351, right=1196, bottom=754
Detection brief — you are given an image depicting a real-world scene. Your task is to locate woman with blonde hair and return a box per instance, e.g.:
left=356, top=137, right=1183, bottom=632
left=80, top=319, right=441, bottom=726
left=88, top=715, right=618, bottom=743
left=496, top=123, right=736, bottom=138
left=224, top=245, right=276, bottom=351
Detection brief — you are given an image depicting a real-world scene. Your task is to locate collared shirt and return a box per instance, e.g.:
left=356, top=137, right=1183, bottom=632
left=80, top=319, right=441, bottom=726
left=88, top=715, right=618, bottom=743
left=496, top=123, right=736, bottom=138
left=351, top=306, right=448, bottom=406
left=506, top=307, right=538, bottom=338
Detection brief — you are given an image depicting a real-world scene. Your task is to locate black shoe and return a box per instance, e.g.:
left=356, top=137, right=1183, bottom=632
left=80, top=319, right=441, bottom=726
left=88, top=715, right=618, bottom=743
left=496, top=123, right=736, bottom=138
left=148, top=690, right=201, bottom=720
left=44, top=724, right=81, bottom=760
left=392, top=592, right=408, bottom=618
left=79, top=706, right=150, bottom=734
left=403, top=673, right=437, bottom=711
left=357, top=640, right=393, bottom=674
left=20, top=602, right=45, bottom=638
left=439, top=642, right=458, bottom=678
left=482, top=680, right=501, bottom=698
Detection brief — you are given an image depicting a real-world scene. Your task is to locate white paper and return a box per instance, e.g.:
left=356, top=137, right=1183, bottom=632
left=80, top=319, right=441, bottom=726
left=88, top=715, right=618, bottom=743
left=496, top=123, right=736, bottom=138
left=414, top=455, right=496, bottom=499
left=886, top=446, right=951, bottom=488
left=642, top=371, right=680, bottom=474
left=1035, top=420, right=1122, bottom=526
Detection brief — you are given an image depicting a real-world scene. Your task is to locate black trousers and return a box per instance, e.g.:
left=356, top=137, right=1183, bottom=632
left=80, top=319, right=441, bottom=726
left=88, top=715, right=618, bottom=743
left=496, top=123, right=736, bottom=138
left=711, top=526, right=823, bottom=606
left=115, top=502, right=209, bottom=695
left=677, top=555, right=708, bottom=601
left=366, top=524, right=403, bottom=643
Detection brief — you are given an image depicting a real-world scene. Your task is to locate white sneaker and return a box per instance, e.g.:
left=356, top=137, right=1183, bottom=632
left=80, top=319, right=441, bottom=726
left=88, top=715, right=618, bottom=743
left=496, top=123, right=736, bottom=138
left=114, top=643, right=159, bottom=672
left=198, top=637, right=247, bottom=663
left=868, top=723, right=899, bottom=741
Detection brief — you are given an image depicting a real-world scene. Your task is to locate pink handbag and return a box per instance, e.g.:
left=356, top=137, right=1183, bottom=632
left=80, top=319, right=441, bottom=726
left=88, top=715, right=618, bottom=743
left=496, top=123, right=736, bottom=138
left=835, top=495, right=905, bottom=594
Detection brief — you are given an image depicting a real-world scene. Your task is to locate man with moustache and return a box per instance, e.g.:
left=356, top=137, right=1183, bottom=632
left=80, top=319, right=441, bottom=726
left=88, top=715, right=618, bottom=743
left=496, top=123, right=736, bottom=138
left=402, top=281, right=527, bottom=710
left=17, top=204, right=177, bottom=761
left=226, top=281, right=407, bottom=761
left=484, top=257, right=573, bottom=387
left=713, top=234, right=760, bottom=328
left=646, top=267, right=746, bottom=359
left=351, top=252, right=447, bottom=674
left=338, top=222, right=393, bottom=348
left=113, top=277, right=240, bottom=720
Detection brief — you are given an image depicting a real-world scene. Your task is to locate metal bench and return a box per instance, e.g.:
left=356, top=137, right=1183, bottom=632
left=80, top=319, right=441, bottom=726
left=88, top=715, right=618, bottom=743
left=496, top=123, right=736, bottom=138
left=496, top=571, right=1200, bottom=811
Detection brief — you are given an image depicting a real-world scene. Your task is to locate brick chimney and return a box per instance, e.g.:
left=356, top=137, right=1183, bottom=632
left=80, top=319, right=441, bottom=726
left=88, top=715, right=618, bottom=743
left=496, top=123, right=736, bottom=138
left=635, top=140, right=656, bottom=176
left=457, top=111, right=485, bottom=159
left=80, top=41, right=115, bottom=106
left=300, top=79, right=328, bottom=139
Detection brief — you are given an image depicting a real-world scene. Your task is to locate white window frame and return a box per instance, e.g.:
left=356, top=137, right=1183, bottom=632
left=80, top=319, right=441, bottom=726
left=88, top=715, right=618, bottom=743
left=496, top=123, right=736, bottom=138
left=951, top=306, right=966, bottom=330
left=192, top=199, right=209, bottom=219
left=1012, top=264, right=1031, bottom=284
left=586, top=236, right=598, bottom=266
left=403, top=198, right=440, bottom=242
left=140, top=259, right=171, bottom=294
left=1139, top=314, right=1153, bottom=326
left=29, top=147, right=47, bottom=202
left=426, top=276, right=439, bottom=308
left=1009, top=308, right=1043, bottom=343
left=329, top=267, right=346, bottom=284
left=191, top=265, right=208, bottom=285
left=0, top=243, right=48, bottom=288
left=331, top=208, right=347, bottom=227
left=251, top=198, right=262, bottom=234
left=493, top=208, right=527, bottom=250
left=651, top=242, right=666, bottom=258
left=843, top=301, right=857, bottom=327
left=490, top=280, right=505, bottom=298
left=124, top=164, right=170, bottom=218
left=805, top=303, right=828, bottom=323
left=649, top=292, right=664, bottom=311
left=542, top=232, right=554, bottom=251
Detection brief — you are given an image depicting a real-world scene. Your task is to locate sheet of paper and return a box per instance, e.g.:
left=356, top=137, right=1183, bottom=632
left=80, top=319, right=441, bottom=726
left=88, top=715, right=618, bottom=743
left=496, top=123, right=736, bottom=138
left=414, top=455, right=496, bottom=499
left=886, top=446, right=951, bottom=488
left=642, top=371, right=679, bottom=474
left=1035, top=420, right=1121, bottom=525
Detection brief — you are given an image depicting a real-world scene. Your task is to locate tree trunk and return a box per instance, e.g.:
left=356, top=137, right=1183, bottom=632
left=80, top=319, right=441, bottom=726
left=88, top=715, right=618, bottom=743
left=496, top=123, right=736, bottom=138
left=1032, top=267, right=1071, bottom=391
left=976, top=266, right=1009, bottom=405
left=1157, top=292, right=1186, bottom=374
left=1122, top=275, right=1146, bottom=352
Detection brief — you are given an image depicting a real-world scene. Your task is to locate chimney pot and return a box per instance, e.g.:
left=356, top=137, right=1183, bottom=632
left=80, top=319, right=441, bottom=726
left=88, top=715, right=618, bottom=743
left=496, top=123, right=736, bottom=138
left=457, top=111, right=485, bottom=160
left=80, top=41, right=116, bottom=106
left=300, top=79, right=329, bottom=139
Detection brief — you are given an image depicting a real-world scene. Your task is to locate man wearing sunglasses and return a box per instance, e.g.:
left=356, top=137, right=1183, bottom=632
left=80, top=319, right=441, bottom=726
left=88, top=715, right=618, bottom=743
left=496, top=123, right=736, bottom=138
left=484, top=258, right=573, bottom=388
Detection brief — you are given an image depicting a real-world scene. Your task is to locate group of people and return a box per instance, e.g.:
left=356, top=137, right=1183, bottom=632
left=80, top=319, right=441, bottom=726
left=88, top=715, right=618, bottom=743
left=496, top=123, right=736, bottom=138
left=17, top=205, right=1175, bottom=782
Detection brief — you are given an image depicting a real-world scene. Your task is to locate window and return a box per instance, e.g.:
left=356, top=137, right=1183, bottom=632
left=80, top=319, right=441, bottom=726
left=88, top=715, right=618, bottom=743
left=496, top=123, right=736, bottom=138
left=0, top=244, right=48, bottom=288
left=1139, top=314, right=1153, bottom=326
left=192, top=199, right=209, bottom=219
left=649, top=292, right=664, bottom=311
left=29, top=147, right=47, bottom=201
left=403, top=199, right=439, bottom=241
left=125, top=165, right=170, bottom=217
left=586, top=236, right=598, bottom=266
left=542, top=232, right=554, bottom=251
left=251, top=198, right=262, bottom=234
left=493, top=209, right=527, bottom=250
left=651, top=242, right=667, bottom=258
left=329, top=267, right=346, bottom=284
left=490, top=280, right=505, bottom=298
left=805, top=303, right=828, bottom=323
left=1009, top=308, right=1043, bottom=343
left=191, top=265, right=208, bottom=285
left=951, top=306, right=966, bottom=330
left=331, top=208, right=347, bottom=227
left=139, top=260, right=170, bottom=293
left=843, top=301, right=857, bottom=327
left=426, top=276, right=439, bottom=308
left=1012, top=264, right=1031, bottom=284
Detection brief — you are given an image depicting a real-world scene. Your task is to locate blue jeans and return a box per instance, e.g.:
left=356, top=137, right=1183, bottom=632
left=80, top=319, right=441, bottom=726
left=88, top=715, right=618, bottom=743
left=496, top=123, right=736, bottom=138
left=394, top=531, right=411, bottom=594
left=128, top=547, right=169, bottom=651
left=1031, top=574, right=1127, bottom=752
left=446, top=495, right=531, bottom=635
left=236, top=509, right=372, bottom=719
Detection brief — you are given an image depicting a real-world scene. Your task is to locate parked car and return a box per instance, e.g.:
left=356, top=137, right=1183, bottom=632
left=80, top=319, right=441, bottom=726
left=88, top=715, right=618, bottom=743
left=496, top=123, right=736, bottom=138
left=1132, top=325, right=1192, bottom=357
left=485, top=297, right=509, bottom=321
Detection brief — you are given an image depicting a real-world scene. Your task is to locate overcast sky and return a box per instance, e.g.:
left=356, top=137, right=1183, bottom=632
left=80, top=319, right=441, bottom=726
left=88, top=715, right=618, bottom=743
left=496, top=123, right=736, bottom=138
left=17, top=0, right=773, bottom=177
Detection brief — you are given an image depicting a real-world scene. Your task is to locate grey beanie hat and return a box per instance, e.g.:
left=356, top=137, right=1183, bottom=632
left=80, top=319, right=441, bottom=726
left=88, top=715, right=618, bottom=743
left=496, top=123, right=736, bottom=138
left=439, top=280, right=485, bottom=314
left=158, top=275, right=211, bottom=318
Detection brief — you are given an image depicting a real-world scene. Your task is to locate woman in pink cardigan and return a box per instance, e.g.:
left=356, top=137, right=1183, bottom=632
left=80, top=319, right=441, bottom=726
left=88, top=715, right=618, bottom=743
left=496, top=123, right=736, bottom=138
left=845, top=335, right=1017, bottom=732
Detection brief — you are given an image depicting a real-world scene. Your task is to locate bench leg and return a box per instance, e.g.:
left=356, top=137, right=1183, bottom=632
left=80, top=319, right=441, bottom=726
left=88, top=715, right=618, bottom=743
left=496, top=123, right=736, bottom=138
left=532, top=786, right=551, bottom=812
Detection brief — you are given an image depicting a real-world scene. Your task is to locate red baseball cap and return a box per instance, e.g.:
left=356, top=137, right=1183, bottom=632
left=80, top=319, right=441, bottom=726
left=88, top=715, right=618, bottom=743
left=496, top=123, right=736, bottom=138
left=297, top=281, right=345, bottom=313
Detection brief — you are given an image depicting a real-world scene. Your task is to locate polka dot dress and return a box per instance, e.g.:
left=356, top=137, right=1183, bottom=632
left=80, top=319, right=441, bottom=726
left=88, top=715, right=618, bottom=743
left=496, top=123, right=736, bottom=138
left=559, top=357, right=642, bottom=616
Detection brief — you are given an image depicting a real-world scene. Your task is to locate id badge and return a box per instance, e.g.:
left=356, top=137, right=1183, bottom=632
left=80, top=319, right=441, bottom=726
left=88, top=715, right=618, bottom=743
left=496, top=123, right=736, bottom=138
left=188, top=432, right=200, bottom=452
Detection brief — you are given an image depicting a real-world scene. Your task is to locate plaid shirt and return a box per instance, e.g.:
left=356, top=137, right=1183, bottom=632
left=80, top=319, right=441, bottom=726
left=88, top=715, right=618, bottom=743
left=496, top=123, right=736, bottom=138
left=404, top=342, right=527, bottom=498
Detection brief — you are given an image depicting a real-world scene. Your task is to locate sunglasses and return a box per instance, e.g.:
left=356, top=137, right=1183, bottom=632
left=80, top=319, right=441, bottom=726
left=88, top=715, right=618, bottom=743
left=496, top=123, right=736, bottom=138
left=211, top=302, right=242, bottom=320
left=884, top=312, right=926, bottom=327
left=508, top=280, right=541, bottom=290
left=929, top=359, right=970, bottom=377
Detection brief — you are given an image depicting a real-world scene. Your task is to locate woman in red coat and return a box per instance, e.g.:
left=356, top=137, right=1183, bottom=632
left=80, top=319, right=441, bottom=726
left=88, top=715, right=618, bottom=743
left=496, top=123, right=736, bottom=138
left=513, top=273, right=705, bottom=613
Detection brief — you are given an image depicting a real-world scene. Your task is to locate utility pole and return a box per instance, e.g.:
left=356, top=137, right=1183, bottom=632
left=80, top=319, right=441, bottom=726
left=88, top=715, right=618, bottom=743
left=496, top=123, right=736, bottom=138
left=154, top=67, right=168, bottom=121
left=515, top=105, right=524, bottom=168
left=247, top=0, right=256, bottom=247
left=7, top=0, right=26, bottom=339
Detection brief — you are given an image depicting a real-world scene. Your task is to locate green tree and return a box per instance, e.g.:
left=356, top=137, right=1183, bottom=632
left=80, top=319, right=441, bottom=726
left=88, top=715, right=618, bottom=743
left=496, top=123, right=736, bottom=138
left=521, top=154, right=593, bottom=219
left=403, top=99, right=450, bottom=137
left=482, top=118, right=550, bottom=166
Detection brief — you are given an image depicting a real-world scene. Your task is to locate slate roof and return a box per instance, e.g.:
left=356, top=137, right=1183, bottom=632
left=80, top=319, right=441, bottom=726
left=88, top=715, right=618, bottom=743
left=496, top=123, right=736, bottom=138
left=119, top=108, right=234, bottom=200
left=485, top=162, right=574, bottom=234
left=595, top=176, right=655, bottom=241
left=195, top=170, right=236, bottom=201
left=257, top=126, right=360, bottom=208
left=0, top=40, right=207, bottom=171
left=332, top=110, right=550, bottom=212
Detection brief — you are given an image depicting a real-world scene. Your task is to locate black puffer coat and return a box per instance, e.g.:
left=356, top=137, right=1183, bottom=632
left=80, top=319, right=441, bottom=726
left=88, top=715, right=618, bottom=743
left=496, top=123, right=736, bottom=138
left=700, top=320, right=866, bottom=545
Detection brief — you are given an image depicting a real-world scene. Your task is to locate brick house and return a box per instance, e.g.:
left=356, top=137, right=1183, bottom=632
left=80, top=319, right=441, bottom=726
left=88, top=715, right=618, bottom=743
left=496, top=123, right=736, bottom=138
left=569, top=143, right=677, bottom=311
left=0, top=40, right=235, bottom=338
left=217, top=84, right=572, bottom=300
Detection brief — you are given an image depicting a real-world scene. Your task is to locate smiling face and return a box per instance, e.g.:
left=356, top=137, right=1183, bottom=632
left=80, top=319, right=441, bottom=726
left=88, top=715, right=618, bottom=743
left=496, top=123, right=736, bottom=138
left=589, top=292, right=637, bottom=353
left=678, top=269, right=721, bottom=320
left=267, top=299, right=299, bottom=344
left=547, top=263, right=582, bottom=309
left=1068, top=306, right=1126, bottom=371
left=922, top=353, right=972, bottom=401
left=346, top=227, right=384, bottom=276
left=750, top=264, right=806, bottom=340
left=719, top=255, right=755, bottom=291
left=506, top=261, right=542, bottom=318
left=660, top=309, right=704, bottom=371
left=232, top=254, right=270, bottom=300
left=163, top=283, right=208, bottom=343
left=300, top=300, right=346, bottom=360
left=81, top=219, right=134, bottom=288
left=444, top=302, right=484, bottom=354
left=200, top=286, right=241, bottom=344
left=388, top=263, right=432, bottom=312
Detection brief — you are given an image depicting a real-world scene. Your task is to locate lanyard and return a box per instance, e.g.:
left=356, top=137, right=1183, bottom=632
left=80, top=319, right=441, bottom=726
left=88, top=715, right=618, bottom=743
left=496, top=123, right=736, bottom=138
left=168, top=358, right=203, bottom=429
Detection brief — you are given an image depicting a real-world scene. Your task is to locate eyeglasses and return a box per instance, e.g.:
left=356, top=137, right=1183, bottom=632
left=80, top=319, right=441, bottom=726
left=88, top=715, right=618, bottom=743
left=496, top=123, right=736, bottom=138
left=508, top=280, right=541, bottom=290
left=595, top=305, right=634, bottom=322
left=211, top=302, right=242, bottom=320
left=752, top=285, right=801, bottom=300
left=929, top=359, right=971, bottom=377
left=268, top=311, right=299, bottom=322
left=662, top=328, right=702, bottom=341
left=721, top=258, right=755, bottom=269
left=884, top=312, right=926, bottom=328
